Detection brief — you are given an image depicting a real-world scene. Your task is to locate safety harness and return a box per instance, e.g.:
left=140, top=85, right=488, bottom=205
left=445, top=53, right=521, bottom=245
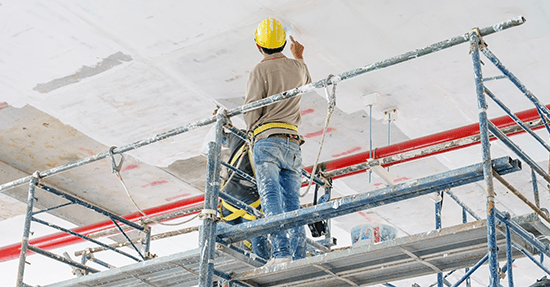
left=252, top=122, right=298, bottom=138
left=219, top=142, right=261, bottom=221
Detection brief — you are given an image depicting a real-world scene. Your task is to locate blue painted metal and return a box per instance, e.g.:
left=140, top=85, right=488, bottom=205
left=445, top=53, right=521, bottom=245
left=505, top=225, right=514, bottom=287
left=511, top=242, right=550, bottom=276
left=446, top=190, right=481, bottom=221
left=435, top=196, right=443, bottom=287
left=110, top=219, right=145, bottom=261
left=215, top=237, right=268, bottom=265
left=221, top=161, right=257, bottom=185
left=383, top=283, right=397, bottom=287
left=27, top=245, right=99, bottom=274
left=213, top=268, right=231, bottom=281
left=462, top=207, right=471, bottom=287
left=469, top=30, right=499, bottom=286
left=482, top=75, right=507, bottom=82
left=82, top=254, right=115, bottom=269
left=301, top=169, right=326, bottom=187
left=218, top=156, right=521, bottom=242
left=0, top=17, right=525, bottom=194
left=31, top=216, right=142, bottom=262
left=486, top=198, right=500, bottom=287
left=226, top=126, right=248, bottom=141
left=532, top=169, right=541, bottom=208
left=501, top=258, right=515, bottom=274
left=451, top=253, right=489, bottom=287
left=144, top=226, right=151, bottom=255
left=219, top=191, right=264, bottom=219
left=484, top=87, right=550, bottom=153
left=31, top=217, right=141, bottom=262
left=495, top=210, right=550, bottom=257
left=32, top=202, right=74, bottom=215
left=481, top=47, right=550, bottom=122
left=38, top=184, right=144, bottom=231
left=228, top=279, right=253, bottom=287
left=488, top=121, right=550, bottom=184
left=16, top=176, right=39, bottom=287
left=536, top=106, right=550, bottom=135
left=198, top=113, right=225, bottom=287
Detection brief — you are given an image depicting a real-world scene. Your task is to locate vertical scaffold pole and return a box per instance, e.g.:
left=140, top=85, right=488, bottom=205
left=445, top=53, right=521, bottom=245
left=144, top=225, right=151, bottom=257
left=469, top=29, right=499, bottom=286
left=505, top=225, right=514, bottom=287
left=17, top=174, right=39, bottom=287
left=198, top=112, right=225, bottom=287
left=435, top=196, right=443, bottom=287
left=462, top=208, right=471, bottom=287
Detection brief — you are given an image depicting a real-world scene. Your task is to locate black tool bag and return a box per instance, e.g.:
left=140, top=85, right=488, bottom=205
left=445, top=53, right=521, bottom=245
left=308, top=185, right=328, bottom=237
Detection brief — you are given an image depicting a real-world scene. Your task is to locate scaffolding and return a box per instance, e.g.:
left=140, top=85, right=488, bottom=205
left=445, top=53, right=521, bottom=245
left=3, top=15, right=550, bottom=287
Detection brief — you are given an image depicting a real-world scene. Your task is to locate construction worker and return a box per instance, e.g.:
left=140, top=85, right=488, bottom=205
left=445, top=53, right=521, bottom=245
left=219, top=129, right=270, bottom=261
left=243, top=17, right=311, bottom=266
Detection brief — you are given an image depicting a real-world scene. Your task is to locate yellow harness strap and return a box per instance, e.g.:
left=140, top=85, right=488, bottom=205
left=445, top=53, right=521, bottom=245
left=253, top=122, right=298, bottom=137
left=220, top=142, right=260, bottom=221
left=220, top=198, right=261, bottom=221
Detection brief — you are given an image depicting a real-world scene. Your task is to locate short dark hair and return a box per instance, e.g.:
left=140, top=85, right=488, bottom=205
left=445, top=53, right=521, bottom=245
left=261, top=41, right=286, bottom=54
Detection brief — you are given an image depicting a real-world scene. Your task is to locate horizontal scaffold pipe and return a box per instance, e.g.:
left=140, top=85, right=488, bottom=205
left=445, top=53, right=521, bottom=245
left=0, top=16, right=525, bottom=193
left=218, top=156, right=521, bottom=242
left=0, top=105, right=544, bottom=262
left=0, top=195, right=204, bottom=262
left=304, top=105, right=549, bottom=181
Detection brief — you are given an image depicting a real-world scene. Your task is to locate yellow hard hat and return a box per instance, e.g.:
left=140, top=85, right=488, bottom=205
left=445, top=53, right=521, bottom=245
left=254, top=18, right=286, bottom=49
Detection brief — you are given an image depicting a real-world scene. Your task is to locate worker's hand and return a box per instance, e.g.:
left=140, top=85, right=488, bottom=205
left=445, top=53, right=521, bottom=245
left=289, top=36, right=304, bottom=60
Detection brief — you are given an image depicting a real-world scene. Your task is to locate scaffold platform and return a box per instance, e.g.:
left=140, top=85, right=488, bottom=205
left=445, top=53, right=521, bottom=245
left=47, top=213, right=550, bottom=287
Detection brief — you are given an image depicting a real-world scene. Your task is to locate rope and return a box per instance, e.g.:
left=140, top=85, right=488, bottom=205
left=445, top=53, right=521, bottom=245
left=300, top=75, right=337, bottom=197
left=115, top=172, right=200, bottom=226
left=109, top=146, right=200, bottom=227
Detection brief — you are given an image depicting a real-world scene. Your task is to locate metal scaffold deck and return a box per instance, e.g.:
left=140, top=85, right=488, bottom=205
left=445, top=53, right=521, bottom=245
left=4, top=15, right=550, bottom=287
left=45, top=212, right=550, bottom=287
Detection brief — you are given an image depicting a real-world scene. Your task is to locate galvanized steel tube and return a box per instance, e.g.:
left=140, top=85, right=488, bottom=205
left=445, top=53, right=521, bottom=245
left=16, top=177, right=38, bottom=287
left=198, top=113, right=224, bottom=287
left=482, top=47, right=550, bottom=122
left=469, top=30, right=498, bottom=286
left=0, top=16, right=526, bottom=193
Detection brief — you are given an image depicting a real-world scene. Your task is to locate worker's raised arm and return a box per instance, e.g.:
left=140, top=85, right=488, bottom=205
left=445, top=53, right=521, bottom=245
left=289, top=36, right=304, bottom=60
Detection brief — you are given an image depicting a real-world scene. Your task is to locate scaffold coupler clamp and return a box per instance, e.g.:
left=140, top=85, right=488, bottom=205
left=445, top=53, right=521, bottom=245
left=31, top=171, right=43, bottom=189
left=108, top=146, right=125, bottom=174
left=316, top=167, right=332, bottom=189
left=469, top=27, right=487, bottom=54
left=200, top=208, right=220, bottom=222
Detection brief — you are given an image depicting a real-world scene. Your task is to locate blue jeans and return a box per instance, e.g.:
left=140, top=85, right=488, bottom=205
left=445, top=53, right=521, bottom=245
left=253, top=137, right=307, bottom=260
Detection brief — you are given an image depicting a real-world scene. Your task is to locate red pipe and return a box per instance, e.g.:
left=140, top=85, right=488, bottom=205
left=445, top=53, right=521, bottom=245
left=303, top=105, right=550, bottom=180
left=0, top=194, right=204, bottom=262
left=1, top=105, right=547, bottom=262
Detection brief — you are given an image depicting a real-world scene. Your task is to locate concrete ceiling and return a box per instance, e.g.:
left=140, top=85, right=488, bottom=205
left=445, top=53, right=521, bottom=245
left=1, top=0, right=550, bottom=286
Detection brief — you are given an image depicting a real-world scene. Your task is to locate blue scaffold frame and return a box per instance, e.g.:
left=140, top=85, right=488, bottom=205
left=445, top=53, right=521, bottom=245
left=461, top=26, right=550, bottom=287
left=8, top=15, right=550, bottom=287
left=16, top=177, right=152, bottom=287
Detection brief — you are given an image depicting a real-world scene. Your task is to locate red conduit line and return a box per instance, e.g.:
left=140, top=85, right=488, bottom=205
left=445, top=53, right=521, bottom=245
left=2, top=105, right=548, bottom=262
left=303, top=105, right=549, bottom=181
left=0, top=195, right=204, bottom=262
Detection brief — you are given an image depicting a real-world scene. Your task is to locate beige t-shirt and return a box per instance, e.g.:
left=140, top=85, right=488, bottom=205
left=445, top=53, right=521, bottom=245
left=243, top=52, right=312, bottom=140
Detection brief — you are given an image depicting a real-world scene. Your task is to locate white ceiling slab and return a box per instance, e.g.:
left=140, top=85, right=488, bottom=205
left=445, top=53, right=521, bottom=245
left=1, top=0, right=550, bottom=286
